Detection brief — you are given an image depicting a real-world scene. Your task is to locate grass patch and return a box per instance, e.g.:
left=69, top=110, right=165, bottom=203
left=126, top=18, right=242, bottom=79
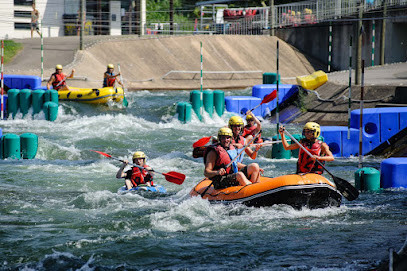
left=3, top=40, right=23, bottom=64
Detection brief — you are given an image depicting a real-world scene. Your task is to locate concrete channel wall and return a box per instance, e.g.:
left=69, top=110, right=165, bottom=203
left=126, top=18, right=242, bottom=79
left=276, top=8, right=407, bottom=71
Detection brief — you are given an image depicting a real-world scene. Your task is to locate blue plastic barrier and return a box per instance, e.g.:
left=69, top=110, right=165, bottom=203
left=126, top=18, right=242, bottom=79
left=320, top=126, right=343, bottom=157
left=341, top=128, right=360, bottom=157
left=350, top=109, right=381, bottom=154
left=380, top=158, right=407, bottom=188
left=351, top=108, right=407, bottom=154
left=252, top=84, right=299, bottom=104
left=3, top=74, right=42, bottom=90
left=225, top=96, right=263, bottom=116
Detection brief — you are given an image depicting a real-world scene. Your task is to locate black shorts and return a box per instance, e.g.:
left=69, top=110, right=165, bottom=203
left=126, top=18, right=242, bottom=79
left=212, top=166, right=249, bottom=189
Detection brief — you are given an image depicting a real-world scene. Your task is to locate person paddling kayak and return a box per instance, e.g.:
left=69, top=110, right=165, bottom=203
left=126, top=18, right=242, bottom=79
left=103, top=64, right=123, bottom=88
left=116, top=151, right=155, bottom=190
left=47, top=64, right=75, bottom=91
left=279, top=122, right=334, bottom=174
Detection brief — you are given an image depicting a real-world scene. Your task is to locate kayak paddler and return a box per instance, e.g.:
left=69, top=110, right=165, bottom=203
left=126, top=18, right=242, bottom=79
left=116, top=151, right=155, bottom=190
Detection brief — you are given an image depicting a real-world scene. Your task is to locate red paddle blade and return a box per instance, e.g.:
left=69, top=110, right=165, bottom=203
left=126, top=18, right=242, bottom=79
left=260, top=89, right=277, bottom=105
left=162, top=171, right=186, bottom=185
left=90, top=150, right=112, bottom=158
left=192, top=136, right=212, bottom=148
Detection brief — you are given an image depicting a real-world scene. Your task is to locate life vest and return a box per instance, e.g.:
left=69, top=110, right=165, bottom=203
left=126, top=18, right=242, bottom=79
left=52, top=72, right=66, bottom=90
left=242, top=125, right=263, bottom=143
left=204, top=143, right=238, bottom=174
left=296, top=139, right=325, bottom=175
left=130, top=165, right=154, bottom=186
left=103, top=72, right=116, bottom=87
left=232, top=135, right=245, bottom=163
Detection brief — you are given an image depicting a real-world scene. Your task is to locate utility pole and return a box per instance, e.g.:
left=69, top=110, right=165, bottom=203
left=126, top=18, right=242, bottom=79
left=355, top=1, right=363, bottom=85
left=380, top=0, right=387, bottom=65
left=170, top=0, right=174, bottom=35
left=269, top=0, right=274, bottom=36
left=79, top=0, right=84, bottom=50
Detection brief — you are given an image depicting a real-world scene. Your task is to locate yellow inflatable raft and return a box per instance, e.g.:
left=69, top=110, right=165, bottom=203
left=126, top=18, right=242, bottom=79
left=58, top=86, right=124, bottom=104
left=190, top=173, right=342, bottom=209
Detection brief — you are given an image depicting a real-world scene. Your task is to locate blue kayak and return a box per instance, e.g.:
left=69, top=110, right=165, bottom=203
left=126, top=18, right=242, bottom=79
left=117, top=184, right=167, bottom=194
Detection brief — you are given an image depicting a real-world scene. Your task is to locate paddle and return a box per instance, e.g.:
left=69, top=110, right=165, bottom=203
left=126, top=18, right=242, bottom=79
left=283, top=130, right=359, bottom=201
left=91, top=150, right=185, bottom=185
left=245, top=89, right=277, bottom=114
left=200, top=130, right=261, bottom=196
left=117, top=64, right=129, bottom=107
left=192, top=135, right=213, bottom=148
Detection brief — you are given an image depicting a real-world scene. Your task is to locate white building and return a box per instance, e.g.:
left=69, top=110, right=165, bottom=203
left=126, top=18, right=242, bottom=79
left=0, top=0, right=127, bottom=39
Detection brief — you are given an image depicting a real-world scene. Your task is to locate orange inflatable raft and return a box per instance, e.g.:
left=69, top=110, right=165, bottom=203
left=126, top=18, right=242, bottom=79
left=190, top=173, right=342, bottom=209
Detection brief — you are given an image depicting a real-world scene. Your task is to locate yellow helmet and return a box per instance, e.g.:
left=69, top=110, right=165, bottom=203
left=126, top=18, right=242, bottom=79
left=246, top=114, right=253, bottom=121
left=107, top=64, right=114, bottom=69
left=228, top=116, right=244, bottom=127
left=132, top=151, right=146, bottom=160
left=55, top=64, right=63, bottom=70
left=218, top=127, right=233, bottom=138
left=303, top=122, right=321, bottom=138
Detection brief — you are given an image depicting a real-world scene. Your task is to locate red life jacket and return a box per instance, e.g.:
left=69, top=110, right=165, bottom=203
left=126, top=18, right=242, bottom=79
left=204, top=143, right=235, bottom=174
left=242, top=125, right=263, bottom=143
left=103, top=72, right=116, bottom=87
left=130, top=165, right=154, bottom=186
left=52, top=72, right=66, bottom=90
left=296, top=139, right=325, bottom=174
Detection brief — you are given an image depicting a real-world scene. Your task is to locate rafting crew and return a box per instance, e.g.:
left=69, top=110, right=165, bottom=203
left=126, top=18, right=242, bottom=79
left=279, top=122, right=334, bottom=174
left=228, top=114, right=262, bottom=160
left=47, top=64, right=75, bottom=91
left=116, top=151, right=155, bottom=190
left=103, top=64, right=123, bottom=88
left=204, top=127, right=263, bottom=189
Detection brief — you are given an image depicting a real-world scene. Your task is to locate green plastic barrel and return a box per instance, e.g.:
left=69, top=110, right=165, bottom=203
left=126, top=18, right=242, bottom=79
left=271, top=134, right=291, bottom=159
left=176, top=102, right=186, bottom=122
left=32, top=89, right=45, bottom=115
left=2, top=134, right=21, bottom=159
left=184, top=103, right=192, bottom=123
left=213, top=90, right=225, bottom=116
left=19, top=89, right=32, bottom=116
left=20, top=133, right=38, bottom=159
left=7, top=89, right=20, bottom=118
left=190, top=90, right=202, bottom=121
left=43, top=101, right=58, bottom=121
left=203, top=90, right=214, bottom=117
left=263, top=73, right=281, bottom=84
left=355, top=167, right=381, bottom=192
left=45, top=89, right=59, bottom=104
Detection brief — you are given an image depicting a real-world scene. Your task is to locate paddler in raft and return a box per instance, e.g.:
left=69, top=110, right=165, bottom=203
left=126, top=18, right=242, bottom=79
left=47, top=64, right=75, bottom=91
left=228, top=114, right=262, bottom=160
left=204, top=127, right=263, bottom=189
left=279, top=122, right=334, bottom=174
left=103, top=64, right=123, bottom=88
left=116, top=151, right=155, bottom=190
left=242, top=112, right=263, bottom=144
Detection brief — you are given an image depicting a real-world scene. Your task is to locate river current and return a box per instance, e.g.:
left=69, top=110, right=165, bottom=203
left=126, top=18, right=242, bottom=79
left=0, top=89, right=406, bottom=270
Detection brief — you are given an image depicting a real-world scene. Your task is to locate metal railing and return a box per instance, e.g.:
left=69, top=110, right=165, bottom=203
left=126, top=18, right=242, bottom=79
left=26, top=0, right=407, bottom=38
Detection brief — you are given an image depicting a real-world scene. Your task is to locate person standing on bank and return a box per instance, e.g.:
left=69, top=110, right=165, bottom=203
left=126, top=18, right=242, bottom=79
left=103, top=64, right=123, bottom=88
left=204, top=127, right=263, bottom=189
left=31, top=3, right=42, bottom=38
left=279, top=122, right=334, bottom=174
left=116, top=151, right=154, bottom=190
left=47, top=65, right=75, bottom=91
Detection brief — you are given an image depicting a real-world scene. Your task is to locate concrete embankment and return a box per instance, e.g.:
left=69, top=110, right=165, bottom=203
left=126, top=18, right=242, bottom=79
left=7, top=35, right=317, bottom=90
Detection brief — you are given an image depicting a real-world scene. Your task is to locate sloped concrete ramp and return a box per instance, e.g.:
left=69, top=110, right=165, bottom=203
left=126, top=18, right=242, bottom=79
left=8, top=35, right=316, bottom=90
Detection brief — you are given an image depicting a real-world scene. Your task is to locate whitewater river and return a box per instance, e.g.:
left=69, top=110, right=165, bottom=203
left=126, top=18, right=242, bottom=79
left=0, top=89, right=406, bottom=270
